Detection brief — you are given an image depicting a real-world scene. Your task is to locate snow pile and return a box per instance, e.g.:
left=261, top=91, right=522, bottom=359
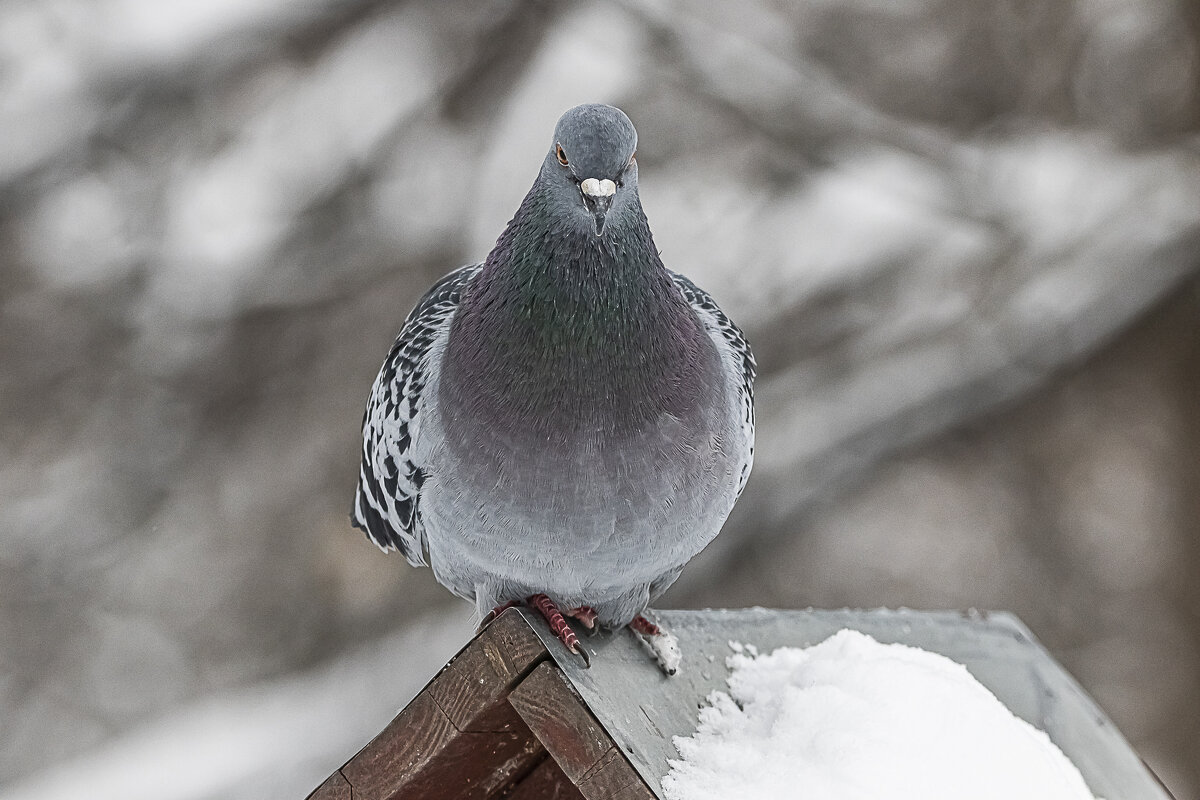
left=662, top=630, right=1100, bottom=800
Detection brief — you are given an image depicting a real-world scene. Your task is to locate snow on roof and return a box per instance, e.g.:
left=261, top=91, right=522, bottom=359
left=662, top=629, right=1100, bottom=800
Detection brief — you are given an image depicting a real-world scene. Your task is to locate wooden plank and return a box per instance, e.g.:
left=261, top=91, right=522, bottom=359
left=576, top=747, right=655, bottom=800
left=305, top=771, right=351, bottom=800
left=508, top=661, right=655, bottom=800
left=465, top=721, right=547, bottom=799
left=328, top=609, right=550, bottom=800
left=428, top=608, right=549, bottom=732
left=339, top=690, right=455, bottom=799
left=504, top=756, right=586, bottom=800
left=509, top=662, right=611, bottom=783
left=339, top=691, right=542, bottom=800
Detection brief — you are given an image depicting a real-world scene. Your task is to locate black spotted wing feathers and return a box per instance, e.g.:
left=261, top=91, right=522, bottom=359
left=352, top=264, right=481, bottom=563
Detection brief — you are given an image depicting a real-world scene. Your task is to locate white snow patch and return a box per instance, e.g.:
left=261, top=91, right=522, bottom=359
left=662, top=629, right=1101, bottom=800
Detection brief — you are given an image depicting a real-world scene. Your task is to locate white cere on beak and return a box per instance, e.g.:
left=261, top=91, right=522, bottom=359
left=580, top=178, right=616, bottom=197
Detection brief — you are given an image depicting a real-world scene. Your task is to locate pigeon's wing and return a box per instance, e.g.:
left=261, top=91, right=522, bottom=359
left=352, top=263, right=482, bottom=564
left=670, top=271, right=756, bottom=497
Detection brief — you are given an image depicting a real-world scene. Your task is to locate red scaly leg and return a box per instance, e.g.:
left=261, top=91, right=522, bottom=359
left=528, top=593, right=590, bottom=668
left=629, top=614, right=661, bottom=636
left=566, top=606, right=598, bottom=631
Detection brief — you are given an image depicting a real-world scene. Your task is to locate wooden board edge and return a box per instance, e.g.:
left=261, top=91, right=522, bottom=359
left=509, top=661, right=657, bottom=800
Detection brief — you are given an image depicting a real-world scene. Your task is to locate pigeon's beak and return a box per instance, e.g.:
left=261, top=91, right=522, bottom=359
left=580, top=178, right=616, bottom=236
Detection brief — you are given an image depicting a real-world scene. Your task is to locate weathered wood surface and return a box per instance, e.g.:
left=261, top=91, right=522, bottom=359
left=503, top=756, right=584, bottom=800
left=313, top=609, right=551, bottom=800
left=427, top=608, right=550, bottom=732
left=338, top=692, right=541, bottom=799
left=509, top=662, right=655, bottom=800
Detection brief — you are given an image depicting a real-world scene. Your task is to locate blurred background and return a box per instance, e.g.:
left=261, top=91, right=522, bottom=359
left=1, top=0, right=1198, bottom=797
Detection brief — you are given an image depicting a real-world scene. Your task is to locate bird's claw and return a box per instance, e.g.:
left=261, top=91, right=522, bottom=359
left=528, top=593, right=591, bottom=669
left=569, top=642, right=592, bottom=669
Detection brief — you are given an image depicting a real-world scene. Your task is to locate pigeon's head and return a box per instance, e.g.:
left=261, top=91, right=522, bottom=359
left=543, top=103, right=639, bottom=237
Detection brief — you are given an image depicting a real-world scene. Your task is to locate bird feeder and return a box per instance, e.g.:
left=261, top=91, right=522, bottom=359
left=306, top=607, right=1174, bottom=800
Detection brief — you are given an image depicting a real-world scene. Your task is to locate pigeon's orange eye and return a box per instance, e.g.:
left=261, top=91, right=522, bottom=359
left=556, top=144, right=569, bottom=166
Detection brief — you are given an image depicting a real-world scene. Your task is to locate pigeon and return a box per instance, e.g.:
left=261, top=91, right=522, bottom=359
left=353, top=103, right=754, bottom=672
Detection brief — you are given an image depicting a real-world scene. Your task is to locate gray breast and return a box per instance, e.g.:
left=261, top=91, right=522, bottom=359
left=411, top=318, right=746, bottom=625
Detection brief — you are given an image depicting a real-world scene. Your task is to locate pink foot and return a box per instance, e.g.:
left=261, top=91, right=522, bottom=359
left=567, top=606, right=598, bottom=630
left=528, top=594, right=590, bottom=668
left=629, top=614, right=661, bottom=636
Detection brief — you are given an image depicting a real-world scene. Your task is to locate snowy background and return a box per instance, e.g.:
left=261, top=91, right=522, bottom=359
left=1, top=0, right=1198, bottom=798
